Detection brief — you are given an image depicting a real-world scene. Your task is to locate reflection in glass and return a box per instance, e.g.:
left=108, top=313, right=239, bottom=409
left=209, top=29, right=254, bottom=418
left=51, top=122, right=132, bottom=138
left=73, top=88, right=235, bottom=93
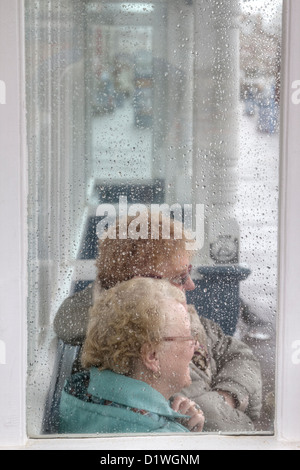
left=25, top=0, right=282, bottom=436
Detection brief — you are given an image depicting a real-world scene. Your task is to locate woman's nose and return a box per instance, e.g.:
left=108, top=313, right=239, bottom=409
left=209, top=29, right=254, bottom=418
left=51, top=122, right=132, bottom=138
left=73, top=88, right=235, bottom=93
left=183, top=276, right=195, bottom=291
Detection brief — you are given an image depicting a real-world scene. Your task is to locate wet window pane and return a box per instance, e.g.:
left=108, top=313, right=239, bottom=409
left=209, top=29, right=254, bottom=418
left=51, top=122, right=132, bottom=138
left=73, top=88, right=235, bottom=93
left=26, top=0, right=282, bottom=436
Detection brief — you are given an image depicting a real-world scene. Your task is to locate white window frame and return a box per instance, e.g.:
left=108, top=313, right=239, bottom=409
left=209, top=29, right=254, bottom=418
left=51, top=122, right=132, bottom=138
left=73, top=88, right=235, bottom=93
left=0, top=0, right=299, bottom=450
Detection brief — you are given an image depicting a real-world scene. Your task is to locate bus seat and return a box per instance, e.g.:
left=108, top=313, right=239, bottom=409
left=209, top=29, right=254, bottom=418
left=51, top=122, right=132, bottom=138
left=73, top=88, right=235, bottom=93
left=42, top=339, right=81, bottom=434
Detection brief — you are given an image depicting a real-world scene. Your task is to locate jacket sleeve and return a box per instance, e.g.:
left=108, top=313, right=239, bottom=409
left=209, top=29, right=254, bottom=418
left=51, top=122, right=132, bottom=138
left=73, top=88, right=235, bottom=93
left=53, top=283, right=93, bottom=345
left=187, top=365, right=256, bottom=432
left=201, top=316, right=262, bottom=423
left=180, top=315, right=262, bottom=432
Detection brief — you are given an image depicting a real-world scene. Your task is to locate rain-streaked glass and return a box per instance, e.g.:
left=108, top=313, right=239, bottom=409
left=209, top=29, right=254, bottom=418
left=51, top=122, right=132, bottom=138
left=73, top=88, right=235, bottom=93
left=25, top=0, right=282, bottom=435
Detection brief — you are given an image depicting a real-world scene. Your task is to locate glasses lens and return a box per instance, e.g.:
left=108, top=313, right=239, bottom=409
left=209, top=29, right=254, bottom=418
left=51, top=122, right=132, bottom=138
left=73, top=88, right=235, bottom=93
left=171, top=265, right=192, bottom=285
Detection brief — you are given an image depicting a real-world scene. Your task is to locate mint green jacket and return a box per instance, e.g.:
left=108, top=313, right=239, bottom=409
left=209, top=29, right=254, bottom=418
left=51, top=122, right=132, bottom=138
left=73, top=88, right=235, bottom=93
left=59, top=368, right=190, bottom=434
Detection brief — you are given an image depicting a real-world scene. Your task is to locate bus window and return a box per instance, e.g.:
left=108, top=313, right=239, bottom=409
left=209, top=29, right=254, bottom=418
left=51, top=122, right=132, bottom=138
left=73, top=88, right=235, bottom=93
left=25, top=0, right=282, bottom=436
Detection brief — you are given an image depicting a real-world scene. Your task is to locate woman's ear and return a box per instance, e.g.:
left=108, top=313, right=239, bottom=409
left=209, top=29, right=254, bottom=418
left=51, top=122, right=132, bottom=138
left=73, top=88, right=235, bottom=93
left=140, top=343, right=160, bottom=374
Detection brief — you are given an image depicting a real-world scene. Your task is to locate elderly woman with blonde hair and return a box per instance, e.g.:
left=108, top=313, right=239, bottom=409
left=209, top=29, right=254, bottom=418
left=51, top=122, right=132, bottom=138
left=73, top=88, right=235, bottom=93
left=59, top=277, right=205, bottom=434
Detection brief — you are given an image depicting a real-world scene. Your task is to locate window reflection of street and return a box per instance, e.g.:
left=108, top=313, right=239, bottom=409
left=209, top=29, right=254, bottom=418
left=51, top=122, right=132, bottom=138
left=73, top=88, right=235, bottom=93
left=92, top=98, right=153, bottom=180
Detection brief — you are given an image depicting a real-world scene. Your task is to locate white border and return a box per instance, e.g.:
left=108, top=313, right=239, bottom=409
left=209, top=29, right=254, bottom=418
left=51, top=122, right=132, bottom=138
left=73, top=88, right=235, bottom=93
left=276, top=0, right=300, bottom=444
left=0, top=0, right=27, bottom=448
left=0, top=0, right=300, bottom=450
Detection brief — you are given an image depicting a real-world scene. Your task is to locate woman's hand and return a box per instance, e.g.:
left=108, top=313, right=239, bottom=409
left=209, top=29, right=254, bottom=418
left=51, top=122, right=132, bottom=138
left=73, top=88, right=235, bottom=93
left=171, top=396, right=205, bottom=432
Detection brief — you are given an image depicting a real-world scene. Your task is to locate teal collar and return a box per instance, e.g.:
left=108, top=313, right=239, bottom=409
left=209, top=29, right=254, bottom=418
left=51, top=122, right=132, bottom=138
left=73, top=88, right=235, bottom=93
left=87, top=368, right=188, bottom=420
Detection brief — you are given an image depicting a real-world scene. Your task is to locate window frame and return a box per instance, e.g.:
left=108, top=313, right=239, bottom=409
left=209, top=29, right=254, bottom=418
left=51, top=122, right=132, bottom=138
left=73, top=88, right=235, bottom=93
left=0, top=0, right=299, bottom=450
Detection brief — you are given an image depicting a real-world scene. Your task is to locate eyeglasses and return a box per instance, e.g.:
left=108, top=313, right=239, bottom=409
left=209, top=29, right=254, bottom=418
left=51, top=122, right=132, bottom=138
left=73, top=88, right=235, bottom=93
left=162, top=335, right=198, bottom=346
left=143, top=264, right=193, bottom=287
left=170, top=264, right=193, bottom=286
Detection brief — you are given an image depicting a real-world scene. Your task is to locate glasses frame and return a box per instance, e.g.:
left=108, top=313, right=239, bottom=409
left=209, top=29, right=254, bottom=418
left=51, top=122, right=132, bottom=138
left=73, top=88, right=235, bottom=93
left=142, top=264, right=193, bottom=286
left=162, top=335, right=198, bottom=346
left=170, top=264, right=193, bottom=286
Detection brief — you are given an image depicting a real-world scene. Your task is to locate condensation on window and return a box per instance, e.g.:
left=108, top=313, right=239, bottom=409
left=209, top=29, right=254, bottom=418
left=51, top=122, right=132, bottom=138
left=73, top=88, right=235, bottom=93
left=25, top=0, right=282, bottom=436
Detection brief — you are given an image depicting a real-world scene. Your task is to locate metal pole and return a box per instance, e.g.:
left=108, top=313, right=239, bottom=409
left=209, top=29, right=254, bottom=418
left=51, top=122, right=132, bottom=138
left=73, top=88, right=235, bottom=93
left=192, top=0, right=240, bottom=266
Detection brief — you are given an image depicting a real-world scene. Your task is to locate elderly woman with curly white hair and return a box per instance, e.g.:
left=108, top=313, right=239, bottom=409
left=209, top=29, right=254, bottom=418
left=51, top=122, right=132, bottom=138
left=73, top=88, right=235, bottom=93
left=59, top=277, right=205, bottom=434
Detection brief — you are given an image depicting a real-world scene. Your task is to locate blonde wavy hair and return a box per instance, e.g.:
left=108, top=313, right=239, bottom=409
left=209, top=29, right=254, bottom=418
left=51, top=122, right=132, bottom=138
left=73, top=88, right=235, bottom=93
left=81, top=277, right=186, bottom=375
left=96, top=211, right=192, bottom=289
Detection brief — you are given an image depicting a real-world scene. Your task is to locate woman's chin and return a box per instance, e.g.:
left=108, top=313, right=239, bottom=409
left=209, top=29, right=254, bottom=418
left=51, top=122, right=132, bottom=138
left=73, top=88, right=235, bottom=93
left=167, top=372, right=192, bottom=395
left=182, top=374, right=192, bottom=390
